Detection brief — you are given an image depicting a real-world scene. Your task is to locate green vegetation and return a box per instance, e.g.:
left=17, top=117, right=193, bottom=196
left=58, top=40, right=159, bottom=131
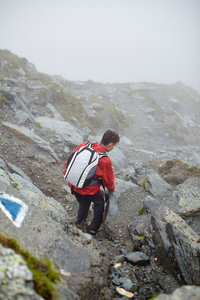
left=12, top=182, right=18, bottom=188
left=142, top=179, right=148, bottom=187
left=0, top=49, right=133, bottom=133
left=0, top=93, right=4, bottom=108
left=133, top=88, right=200, bottom=142
left=0, top=77, right=5, bottom=84
left=0, top=233, right=60, bottom=299
left=35, top=121, right=42, bottom=128
left=107, top=103, right=132, bottom=130
left=138, top=206, right=143, bottom=215
left=37, top=88, right=47, bottom=98
left=159, top=158, right=200, bottom=178
left=173, top=158, right=200, bottom=176
left=189, top=165, right=200, bottom=175
left=36, top=73, right=52, bottom=86
left=33, top=77, right=94, bottom=131
left=138, top=91, right=165, bottom=122
left=129, top=244, right=134, bottom=252
left=161, top=83, right=200, bottom=112
left=0, top=90, right=9, bottom=108
left=5, top=171, right=19, bottom=189
left=0, top=49, right=28, bottom=78
left=135, top=235, right=144, bottom=240
left=148, top=295, right=157, bottom=300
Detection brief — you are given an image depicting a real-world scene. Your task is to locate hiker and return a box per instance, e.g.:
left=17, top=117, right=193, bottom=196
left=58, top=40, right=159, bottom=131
left=63, top=129, right=120, bottom=235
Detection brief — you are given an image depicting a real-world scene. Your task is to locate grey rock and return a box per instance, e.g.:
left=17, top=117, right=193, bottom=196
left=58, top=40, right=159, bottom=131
left=108, top=178, right=139, bottom=218
left=125, top=252, right=150, bottom=265
left=2, top=122, right=58, bottom=161
left=0, top=157, right=6, bottom=169
left=91, top=102, right=104, bottom=110
left=6, top=161, right=32, bottom=182
left=14, top=109, right=35, bottom=125
left=173, top=184, right=200, bottom=218
left=0, top=244, right=43, bottom=300
left=82, top=103, right=96, bottom=118
left=128, top=196, right=200, bottom=285
left=46, top=103, right=64, bottom=121
left=120, top=136, right=132, bottom=146
left=145, top=169, right=173, bottom=198
left=114, top=254, right=125, bottom=264
left=0, top=185, right=110, bottom=300
left=156, top=285, right=200, bottom=300
left=0, top=170, right=68, bottom=225
left=35, top=117, right=83, bottom=146
left=107, top=147, right=128, bottom=171
left=26, top=61, right=37, bottom=74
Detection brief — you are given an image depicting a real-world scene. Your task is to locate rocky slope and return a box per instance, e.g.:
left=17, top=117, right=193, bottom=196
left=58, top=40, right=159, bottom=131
left=0, top=49, right=200, bottom=299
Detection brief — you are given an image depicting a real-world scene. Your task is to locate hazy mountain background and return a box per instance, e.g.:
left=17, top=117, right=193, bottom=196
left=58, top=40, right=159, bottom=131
left=0, top=0, right=200, bottom=93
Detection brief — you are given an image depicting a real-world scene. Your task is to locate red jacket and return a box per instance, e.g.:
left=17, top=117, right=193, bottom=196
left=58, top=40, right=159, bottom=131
left=63, top=142, right=115, bottom=195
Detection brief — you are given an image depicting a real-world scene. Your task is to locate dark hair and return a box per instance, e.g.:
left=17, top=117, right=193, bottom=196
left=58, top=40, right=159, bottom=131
left=100, top=130, right=120, bottom=146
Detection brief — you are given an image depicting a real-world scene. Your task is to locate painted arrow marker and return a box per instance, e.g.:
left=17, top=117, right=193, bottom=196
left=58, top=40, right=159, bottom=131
left=0, top=192, right=28, bottom=228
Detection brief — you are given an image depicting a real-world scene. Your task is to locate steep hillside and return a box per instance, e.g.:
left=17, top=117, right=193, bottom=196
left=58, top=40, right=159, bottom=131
left=0, top=49, right=200, bottom=300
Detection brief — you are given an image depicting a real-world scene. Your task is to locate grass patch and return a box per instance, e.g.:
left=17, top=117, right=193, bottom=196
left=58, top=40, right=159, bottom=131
left=142, top=179, right=148, bottom=187
left=138, top=207, right=143, bottom=216
left=135, top=235, right=144, bottom=240
left=148, top=295, right=157, bottom=300
left=35, top=121, right=42, bottom=128
left=0, top=49, right=28, bottom=78
left=0, top=233, right=60, bottom=299
left=107, top=103, right=132, bottom=130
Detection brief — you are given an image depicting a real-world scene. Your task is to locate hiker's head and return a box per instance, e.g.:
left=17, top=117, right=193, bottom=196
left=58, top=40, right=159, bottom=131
left=100, top=130, right=120, bottom=152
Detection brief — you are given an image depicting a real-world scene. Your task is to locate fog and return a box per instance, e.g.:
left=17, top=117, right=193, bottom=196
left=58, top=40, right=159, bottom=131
left=0, top=0, right=200, bottom=92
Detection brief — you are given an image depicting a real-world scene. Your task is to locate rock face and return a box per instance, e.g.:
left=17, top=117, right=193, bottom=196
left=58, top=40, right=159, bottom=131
left=128, top=197, right=200, bottom=285
left=35, top=117, right=83, bottom=146
left=0, top=183, right=110, bottom=300
left=0, top=49, right=200, bottom=299
left=2, top=121, right=59, bottom=161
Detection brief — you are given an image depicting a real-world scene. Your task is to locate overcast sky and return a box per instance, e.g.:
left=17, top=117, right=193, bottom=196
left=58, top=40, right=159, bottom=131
left=0, top=0, right=200, bottom=92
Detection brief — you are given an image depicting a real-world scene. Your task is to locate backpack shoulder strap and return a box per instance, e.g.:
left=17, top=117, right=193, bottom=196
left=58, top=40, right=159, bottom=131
left=98, top=152, right=107, bottom=158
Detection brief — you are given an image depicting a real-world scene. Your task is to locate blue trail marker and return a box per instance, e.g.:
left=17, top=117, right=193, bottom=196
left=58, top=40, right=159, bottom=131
left=0, top=192, right=28, bottom=228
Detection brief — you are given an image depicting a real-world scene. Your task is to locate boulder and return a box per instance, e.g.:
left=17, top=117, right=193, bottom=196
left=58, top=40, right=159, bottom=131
left=144, top=169, right=173, bottom=199
left=0, top=170, right=67, bottom=225
left=173, top=182, right=200, bottom=218
left=125, top=252, right=150, bottom=266
left=35, top=117, right=83, bottom=146
left=0, top=184, right=110, bottom=300
left=108, top=178, right=138, bottom=218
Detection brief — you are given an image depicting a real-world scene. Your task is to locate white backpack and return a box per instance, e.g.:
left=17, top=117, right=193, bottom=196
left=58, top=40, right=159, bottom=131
left=64, top=142, right=107, bottom=188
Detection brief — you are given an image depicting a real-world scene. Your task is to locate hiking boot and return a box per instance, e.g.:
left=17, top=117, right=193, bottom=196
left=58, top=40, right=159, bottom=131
left=89, top=229, right=97, bottom=236
left=75, top=223, right=82, bottom=230
left=75, top=221, right=88, bottom=233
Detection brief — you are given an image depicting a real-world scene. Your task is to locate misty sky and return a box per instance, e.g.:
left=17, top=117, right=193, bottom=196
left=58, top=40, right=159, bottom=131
left=0, top=0, right=200, bottom=92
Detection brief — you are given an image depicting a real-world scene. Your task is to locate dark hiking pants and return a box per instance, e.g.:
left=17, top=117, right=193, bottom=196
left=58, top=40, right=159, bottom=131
left=73, top=190, right=104, bottom=232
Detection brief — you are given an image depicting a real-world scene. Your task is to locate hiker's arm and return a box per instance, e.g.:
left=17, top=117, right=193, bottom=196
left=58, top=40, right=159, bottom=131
left=95, top=157, right=115, bottom=190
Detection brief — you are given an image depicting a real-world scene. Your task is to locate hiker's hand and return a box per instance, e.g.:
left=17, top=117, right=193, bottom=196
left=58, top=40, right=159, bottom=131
left=107, top=189, right=114, bottom=198
left=108, top=189, right=115, bottom=196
